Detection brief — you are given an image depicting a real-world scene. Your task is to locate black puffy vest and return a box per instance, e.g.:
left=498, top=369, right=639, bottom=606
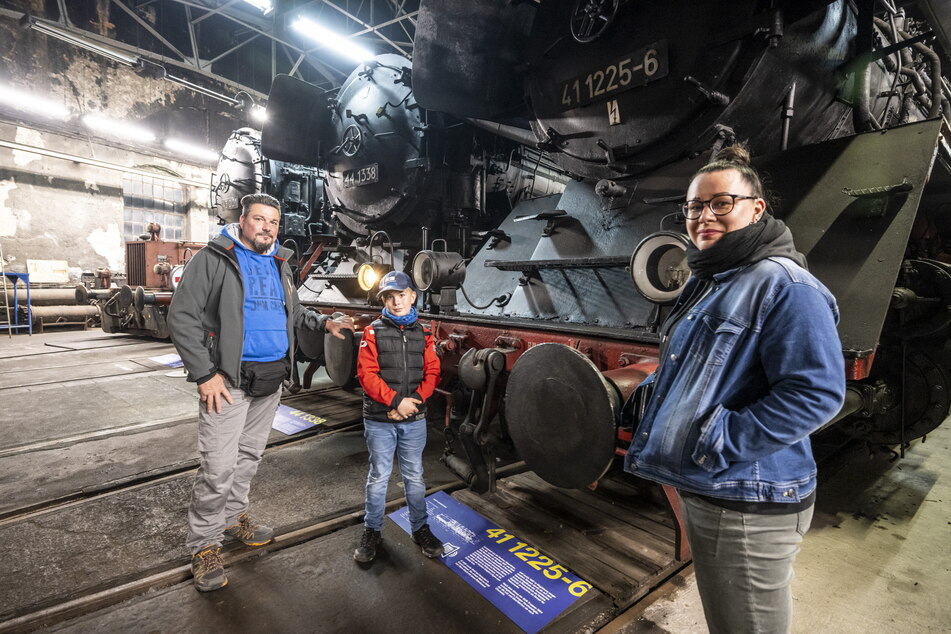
left=363, top=317, right=430, bottom=422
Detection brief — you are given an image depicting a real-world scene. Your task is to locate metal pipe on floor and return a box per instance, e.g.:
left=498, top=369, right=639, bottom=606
left=27, top=305, right=101, bottom=324
left=4, top=288, right=80, bottom=306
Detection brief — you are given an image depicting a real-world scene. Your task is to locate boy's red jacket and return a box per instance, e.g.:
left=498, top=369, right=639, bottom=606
left=356, top=320, right=441, bottom=409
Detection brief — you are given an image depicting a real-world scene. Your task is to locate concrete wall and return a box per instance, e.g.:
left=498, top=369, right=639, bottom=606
left=0, top=12, right=248, bottom=279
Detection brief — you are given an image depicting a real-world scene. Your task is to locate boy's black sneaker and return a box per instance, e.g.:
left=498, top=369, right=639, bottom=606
left=412, top=524, right=444, bottom=558
left=354, top=528, right=382, bottom=563
left=191, top=547, right=227, bottom=592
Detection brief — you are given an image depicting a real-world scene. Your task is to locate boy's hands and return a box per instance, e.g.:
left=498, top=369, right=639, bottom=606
left=387, top=397, right=423, bottom=421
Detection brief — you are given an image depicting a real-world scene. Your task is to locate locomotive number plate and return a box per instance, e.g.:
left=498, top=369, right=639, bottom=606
left=556, top=40, right=668, bottom=111
left=343, top=163, right=380, bottom=188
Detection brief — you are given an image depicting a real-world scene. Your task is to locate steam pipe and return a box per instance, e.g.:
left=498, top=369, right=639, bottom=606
left=465, top=118, right=539, bottom=148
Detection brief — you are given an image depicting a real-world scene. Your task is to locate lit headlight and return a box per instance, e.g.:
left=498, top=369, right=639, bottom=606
left=357, top=263, right=388, bottom=292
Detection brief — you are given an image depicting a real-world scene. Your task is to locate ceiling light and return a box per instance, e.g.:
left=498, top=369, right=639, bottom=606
left=81, top=114, right=156, bottom=143
left=0, top=85, right=71, bottom=119
left=291, top=17, right=374, bottom=63
left=29, top=20, right=139, bottom=67
left=249, top=104, right=268, bottom=123
left=164, top=74, right=241, bottom=106
left=242, top=0, right=274, bottom=15
left=164, top=138, right=219, bottom=163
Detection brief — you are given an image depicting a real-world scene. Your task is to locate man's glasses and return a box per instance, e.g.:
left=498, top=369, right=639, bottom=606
left=681, top=194, right=758, bottom=219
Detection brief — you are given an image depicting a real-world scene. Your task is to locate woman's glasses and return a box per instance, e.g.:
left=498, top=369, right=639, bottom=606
left=681, top=194, right=758, bottom=219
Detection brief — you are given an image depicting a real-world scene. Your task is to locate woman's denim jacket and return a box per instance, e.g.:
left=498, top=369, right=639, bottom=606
left=624, top=256, right=846, bottom=503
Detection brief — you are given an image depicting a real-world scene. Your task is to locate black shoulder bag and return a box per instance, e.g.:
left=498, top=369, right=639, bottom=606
left=240, top=358, right=290, bottom=397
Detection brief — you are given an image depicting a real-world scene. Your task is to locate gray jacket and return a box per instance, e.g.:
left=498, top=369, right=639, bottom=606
left=168, top=232, right=328, bottom=385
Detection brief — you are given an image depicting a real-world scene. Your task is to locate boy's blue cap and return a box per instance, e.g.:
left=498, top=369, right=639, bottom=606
left=377, top=270, right=415, bottom=298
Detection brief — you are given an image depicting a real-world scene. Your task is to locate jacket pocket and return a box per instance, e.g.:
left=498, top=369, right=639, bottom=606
left=693, top=315, right=745, bottom=366
left=204, top=331, right=218, bottom=360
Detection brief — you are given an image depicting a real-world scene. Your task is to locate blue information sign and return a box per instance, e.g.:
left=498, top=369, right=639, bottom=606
left=271, top=405, right=326, bottom=435
left=389, top=491, right=591, bottom=634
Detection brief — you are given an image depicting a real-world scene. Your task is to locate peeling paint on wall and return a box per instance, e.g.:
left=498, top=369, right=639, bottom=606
left=13, top=128, right=44, bottom=166
left=0, top=180, right=19, bottom=237
left=86, top=223, right=123, bottom=271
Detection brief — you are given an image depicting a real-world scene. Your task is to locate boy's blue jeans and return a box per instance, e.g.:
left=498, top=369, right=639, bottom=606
left=363, top=418, right=429, bottom=532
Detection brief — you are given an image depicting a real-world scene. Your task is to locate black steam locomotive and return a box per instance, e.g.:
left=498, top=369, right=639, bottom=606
left=254, top=0, right=951, bottom=493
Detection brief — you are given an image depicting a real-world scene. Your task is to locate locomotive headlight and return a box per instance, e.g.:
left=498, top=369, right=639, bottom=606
left=412, top=250, right=467, bottom=292
left=629, top=232, right=692, bottom=304
left=357, top=263, right=390, bottom=292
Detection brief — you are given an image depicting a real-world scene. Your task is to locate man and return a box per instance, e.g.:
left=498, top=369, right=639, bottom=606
left=169, top=193, right=353, bottom=591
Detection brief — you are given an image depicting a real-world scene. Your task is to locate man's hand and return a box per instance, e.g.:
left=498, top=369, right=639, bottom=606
left=396, top=397, right=422, bottom=419
left=326, top=315, right=355, bottom=340
left=198, top=373, right=234, bottom=414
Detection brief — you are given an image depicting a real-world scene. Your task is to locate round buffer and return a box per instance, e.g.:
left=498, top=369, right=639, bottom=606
left=505, top=343, right=620, bottom=488
left=324, top=327, right=359, bottom=388
left=297, top=324, right=325, bottom=363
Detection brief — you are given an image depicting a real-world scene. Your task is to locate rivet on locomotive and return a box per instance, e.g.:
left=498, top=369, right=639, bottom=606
left=251, top=0, right=951, bottom=493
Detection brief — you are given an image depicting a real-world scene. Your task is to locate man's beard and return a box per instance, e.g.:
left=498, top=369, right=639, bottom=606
left=251, top=234, right=273, bottom=253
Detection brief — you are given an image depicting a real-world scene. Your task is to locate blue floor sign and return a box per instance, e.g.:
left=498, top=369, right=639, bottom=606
left=389, top=491, right=591, bottom=633
left=271, top=405, right=326, bottom=435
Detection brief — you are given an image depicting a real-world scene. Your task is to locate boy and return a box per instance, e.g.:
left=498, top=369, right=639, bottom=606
left=354, top=270, right=443, bottom=562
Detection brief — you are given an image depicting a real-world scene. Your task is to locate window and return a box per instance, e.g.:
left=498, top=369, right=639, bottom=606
left=122, top=175, right=187, bottom=242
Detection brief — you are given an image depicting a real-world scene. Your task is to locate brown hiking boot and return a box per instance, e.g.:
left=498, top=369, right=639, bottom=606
left=191, top=547, right=227, bottom=592
left=224, top=512, right=274, bottom=547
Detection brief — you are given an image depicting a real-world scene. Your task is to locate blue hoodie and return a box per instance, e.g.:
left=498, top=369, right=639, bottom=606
left=224, top=224, right=288, bottom=362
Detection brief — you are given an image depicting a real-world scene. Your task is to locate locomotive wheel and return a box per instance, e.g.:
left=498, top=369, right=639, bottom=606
left=842, top=345, right=951, bottom=445
left=504, top=343, right=619, bottom=488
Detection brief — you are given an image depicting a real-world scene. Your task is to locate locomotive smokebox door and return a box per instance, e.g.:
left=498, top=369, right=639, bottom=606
left=505, top=343, right=619, bottom=488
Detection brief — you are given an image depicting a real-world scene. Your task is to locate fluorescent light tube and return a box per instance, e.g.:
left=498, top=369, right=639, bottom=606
left=242, top=0, right=274, bottom=14
left=292, top=16, right=374, bottom=63
left=29, top=20, right=139, bottom=66
left=164, top=138, right=220, bottom=163
left=0, top=85, right=71, bottom=119
left=82, top=114, right=156, bottom=143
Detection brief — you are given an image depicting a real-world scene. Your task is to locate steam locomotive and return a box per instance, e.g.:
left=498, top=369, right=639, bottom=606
left=249, top=0, right=951, bottom=493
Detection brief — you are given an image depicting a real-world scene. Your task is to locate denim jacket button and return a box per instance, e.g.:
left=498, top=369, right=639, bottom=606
left=670, top=353, right=677, bottom=361
left=784, top=489, right=794, bottom=497
left=698, top=456, right=706, bottom=464
left=641, top=432, right=648, bottom=437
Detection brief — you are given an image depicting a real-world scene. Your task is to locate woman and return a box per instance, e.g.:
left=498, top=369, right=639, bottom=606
left=624, top=145, right=846, bottom=633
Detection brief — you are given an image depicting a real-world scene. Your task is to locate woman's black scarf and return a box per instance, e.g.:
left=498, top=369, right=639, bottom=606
left=685, top=213, right=807, bottom=280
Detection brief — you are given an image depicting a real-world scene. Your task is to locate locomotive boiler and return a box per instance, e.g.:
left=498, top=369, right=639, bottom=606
left=261, top=0, right=951, bottom=493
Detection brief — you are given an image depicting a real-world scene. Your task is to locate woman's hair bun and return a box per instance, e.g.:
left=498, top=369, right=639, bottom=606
left=712, top=143, right=752, bottom=167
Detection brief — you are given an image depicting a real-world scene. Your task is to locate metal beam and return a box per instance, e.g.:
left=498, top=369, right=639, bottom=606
left=348, top=10, right=418, bottom=38
left=203, top=32, right=261, bottom=68
left=0, top=7, right=268, bottom=100
left=321, top=0, right=409, bottom=57
left=184, top=5, right=200, bottom=67
left=109, top=0, right=192, bottom=63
